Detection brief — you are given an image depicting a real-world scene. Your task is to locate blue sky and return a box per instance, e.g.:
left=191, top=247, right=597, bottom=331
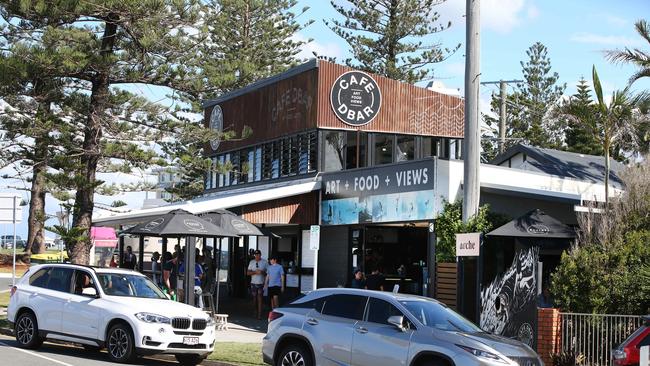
left=295, top=0, right=650, bottom=102
left=2, top=0, right=649, bottom=239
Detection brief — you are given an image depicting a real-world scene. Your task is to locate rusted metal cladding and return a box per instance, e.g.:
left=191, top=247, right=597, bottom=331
left=241, top=192, right=318, bottom=225
left=204, top=68, right=319, bottom=153
left=316, top=61, right=464, bottom=137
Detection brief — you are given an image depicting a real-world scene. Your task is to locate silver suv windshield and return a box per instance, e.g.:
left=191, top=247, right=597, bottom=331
left=97, top=273, right=167, bottom=299
left=400, top=299, right=482, bottom=333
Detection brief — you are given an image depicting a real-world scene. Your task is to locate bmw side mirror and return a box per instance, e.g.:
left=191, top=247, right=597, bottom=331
left=387, top=315, right=405, bottom=332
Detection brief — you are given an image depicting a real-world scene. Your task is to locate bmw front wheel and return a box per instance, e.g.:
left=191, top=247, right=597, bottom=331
left=15, top=312, right=43, bottom=349
left=106, top=323, right=135, bottom=363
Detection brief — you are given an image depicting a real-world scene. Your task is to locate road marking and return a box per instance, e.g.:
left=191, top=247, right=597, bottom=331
left=0, top=341, right=75, bottom=366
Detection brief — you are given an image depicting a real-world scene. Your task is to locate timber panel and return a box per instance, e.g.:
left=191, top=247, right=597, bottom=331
left=435, top=262, right=457, bottom=309
left=316, top=62, right=464, bottom=137
left=204, top=68, right=319, bottom=153
left=241, top=192, right=318, bottom=225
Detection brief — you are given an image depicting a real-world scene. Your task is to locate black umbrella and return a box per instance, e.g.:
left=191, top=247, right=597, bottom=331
left=200, top=209, right=264, bottom=236
left=126, top=209, right=237, bottom=237
left=487, top=209, right=576, bottom=239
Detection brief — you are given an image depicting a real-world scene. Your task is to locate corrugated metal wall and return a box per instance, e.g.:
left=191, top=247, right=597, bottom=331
left=316, top=61, right=465, bottom=137
left=241, top=192, right=318, bottom=225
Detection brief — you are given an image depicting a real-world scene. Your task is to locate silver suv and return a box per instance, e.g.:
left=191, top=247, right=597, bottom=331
left=262, top=288, right=542, bottom=366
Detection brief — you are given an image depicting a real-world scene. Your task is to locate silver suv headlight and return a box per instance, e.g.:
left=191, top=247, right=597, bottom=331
left=456, top=344, right=508, bottom=363
left=135, top=312, right=171, bottom=324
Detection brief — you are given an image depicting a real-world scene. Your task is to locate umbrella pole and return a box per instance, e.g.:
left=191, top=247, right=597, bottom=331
left=215, top=236, right=221, bottom=314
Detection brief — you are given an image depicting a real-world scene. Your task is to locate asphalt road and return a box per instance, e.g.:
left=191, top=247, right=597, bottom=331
left=0, top=334, right=185, bottom=366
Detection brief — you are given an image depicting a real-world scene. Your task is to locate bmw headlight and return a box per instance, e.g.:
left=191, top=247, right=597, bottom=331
left=206, top=317, right=216, bottom=327
left=456, top=344, right=507, bottom=363
left=135, top=312, right=171, bottom=324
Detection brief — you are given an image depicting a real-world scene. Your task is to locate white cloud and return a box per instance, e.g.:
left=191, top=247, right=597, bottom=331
left=570, top=32, right=643, bottom=47
left=439, top=0, right=539, bottom=34
left=443, top=61, right=466, bottom=79
left=527, top=4, right=540, bottom=20
left=293, top=33, right=344, bottom=61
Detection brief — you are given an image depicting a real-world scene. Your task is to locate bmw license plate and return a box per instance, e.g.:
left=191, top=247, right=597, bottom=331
left=183, top=336, right=199, bottom=346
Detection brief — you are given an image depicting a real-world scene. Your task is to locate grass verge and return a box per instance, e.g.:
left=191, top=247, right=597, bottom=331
left=0, top=292, right=9, bottom=308
left=0, top=314, right=9, bottom=331
left=208, top=342, right=265, bottom=366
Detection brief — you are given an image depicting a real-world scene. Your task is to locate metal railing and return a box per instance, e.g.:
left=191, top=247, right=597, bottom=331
left=560, top=312, right=643, bottom=366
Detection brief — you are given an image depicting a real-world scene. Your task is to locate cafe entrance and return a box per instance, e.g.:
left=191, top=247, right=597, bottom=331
left=349, top=225, right=429, bottom=295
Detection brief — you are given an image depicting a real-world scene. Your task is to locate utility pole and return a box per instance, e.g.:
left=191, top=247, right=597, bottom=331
left=481, top=79, right=522, bottom=153
left=463, top=0, right=480, bottom=223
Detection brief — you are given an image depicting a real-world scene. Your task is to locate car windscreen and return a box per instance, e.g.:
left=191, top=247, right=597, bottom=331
left=97, top=273, right=167, bottom=299
left=400, top=299, right=483, bottom=333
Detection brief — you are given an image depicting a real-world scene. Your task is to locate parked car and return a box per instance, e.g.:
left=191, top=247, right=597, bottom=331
left=613, top=316, right=650, bottom=366
left=7, top=263, right=215, bottom=365
left=1, top=234, right=26, bottom=249
left=263, top=288, right=543, bottom=366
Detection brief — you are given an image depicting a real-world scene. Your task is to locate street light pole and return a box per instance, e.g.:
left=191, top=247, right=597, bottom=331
left=463, top=0, right=481, bottom=223
left=12, top=196, right=17, bottom=286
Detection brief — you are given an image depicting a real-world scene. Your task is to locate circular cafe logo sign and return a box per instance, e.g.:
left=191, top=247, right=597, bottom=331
left=231, top=219, right=253, bottom=233
left=330, top=71, right=381, bottom=126
left=527, top=224, right=550, bottom=235
left=209, top=105, right=223, bottom=151
left=183, top=219, right=206, bottom=233
left=142, top=218, right=164, bottom=232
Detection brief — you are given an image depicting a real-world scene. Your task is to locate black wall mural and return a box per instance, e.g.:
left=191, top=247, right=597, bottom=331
left=480, top=246, right=539, bottom=348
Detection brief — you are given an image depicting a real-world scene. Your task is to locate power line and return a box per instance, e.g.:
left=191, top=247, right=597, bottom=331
left=480, top=79, right=523, bottom=153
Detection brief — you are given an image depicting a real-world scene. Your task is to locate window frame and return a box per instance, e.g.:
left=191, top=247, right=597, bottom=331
left=321, top=294, right=369, bottom=321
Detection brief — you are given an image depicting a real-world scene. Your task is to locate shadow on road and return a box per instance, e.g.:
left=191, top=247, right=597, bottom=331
left=0, top=338, right=180, bottom=365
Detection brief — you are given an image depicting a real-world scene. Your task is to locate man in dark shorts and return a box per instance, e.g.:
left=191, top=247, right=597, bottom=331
left=246, top=250, right=268, bottom=319
left=265, top=255, right=285, bottom=309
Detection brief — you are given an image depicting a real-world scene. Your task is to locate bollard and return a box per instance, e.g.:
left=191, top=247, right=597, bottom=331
left=641, top=345, right=649, bottom=366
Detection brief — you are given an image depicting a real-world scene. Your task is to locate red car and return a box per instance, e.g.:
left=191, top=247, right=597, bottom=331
left=613, top=316, right=650, bottom=365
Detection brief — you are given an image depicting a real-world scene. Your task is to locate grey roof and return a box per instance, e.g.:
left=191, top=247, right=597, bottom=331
left=490, top=144, right=626, bottom=188
left=202, top=59, right=319, bottom=109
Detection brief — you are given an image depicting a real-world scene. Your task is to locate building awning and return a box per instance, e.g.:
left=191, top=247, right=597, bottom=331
left=93, top=179, right=321, bottom=227
left=487, top=209, right=576, bottom=239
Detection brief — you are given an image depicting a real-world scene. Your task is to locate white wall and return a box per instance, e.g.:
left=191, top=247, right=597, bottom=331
left=433, top=159, right=622, bottom=218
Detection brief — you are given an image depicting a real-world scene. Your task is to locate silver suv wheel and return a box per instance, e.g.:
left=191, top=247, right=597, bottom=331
left=277, top=344, right=311, bottom=366
left=282, top=350, right=305, bottom=366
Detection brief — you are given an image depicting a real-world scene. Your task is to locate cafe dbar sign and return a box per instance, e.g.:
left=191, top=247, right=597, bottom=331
left=330, top=71, right=382, bottom=126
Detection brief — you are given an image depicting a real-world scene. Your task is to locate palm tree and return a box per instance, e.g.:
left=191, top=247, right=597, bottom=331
left=606, top=19, right=650, bottom=85
left=590, top=66, right=643, bottom=205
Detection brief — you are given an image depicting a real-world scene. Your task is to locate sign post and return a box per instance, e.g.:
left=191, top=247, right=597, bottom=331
left=0, top=194, right=22, bottom=287
left=455, top=232, right=482, bottom=322
left=309, top=225, right=320, bottom=291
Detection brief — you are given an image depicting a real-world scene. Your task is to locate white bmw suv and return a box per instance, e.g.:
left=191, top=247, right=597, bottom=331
left=7, top=263, right=216, bottom=365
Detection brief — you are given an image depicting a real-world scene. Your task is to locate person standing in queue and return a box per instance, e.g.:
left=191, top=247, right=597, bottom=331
left=265, top=255, right=285, bottom=310
left=365, top=267, right=385, bottom=291
left=122, top=246, right=137, bottom=270
left=351, top=269, right=366, bottom=289
left=247, top=249, right=268, bottom=319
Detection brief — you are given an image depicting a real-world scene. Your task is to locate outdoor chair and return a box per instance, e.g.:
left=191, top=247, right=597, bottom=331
left=201, top=280, right=217, bottom=318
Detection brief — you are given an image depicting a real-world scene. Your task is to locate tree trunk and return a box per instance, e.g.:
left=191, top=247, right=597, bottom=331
left=26, top=96, right=51, bottom=256
left=604, top=145, right=610, bottom=206
left=25, top=143, right=47, bottom=255
left=69, top=15, right=118, bottom=265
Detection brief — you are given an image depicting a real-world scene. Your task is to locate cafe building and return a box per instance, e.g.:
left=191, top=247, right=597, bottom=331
left=199, top=60, right=464, bottom=297
left=94, top=60, right=614, bottom=304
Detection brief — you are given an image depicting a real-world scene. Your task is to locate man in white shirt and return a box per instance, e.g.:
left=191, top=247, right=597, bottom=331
left=247, top=249, right=268, bottom=319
